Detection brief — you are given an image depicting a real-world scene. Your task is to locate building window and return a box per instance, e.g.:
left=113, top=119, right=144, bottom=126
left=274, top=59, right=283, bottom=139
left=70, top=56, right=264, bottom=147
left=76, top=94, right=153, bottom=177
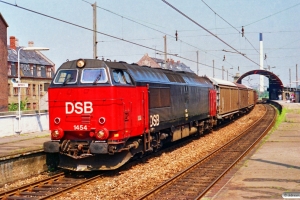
left=39, top=84, right=43, bottom=95
left=26, top=84, right=31, bottom=96
left=37, top=66, right=41, bottom=77
left=33, top=103, right=37, bottom=110
left=27, top=103, right=31, bottom=110
left=32, top=65, right=37, bottom=77
left=47, top=66, right=52, bottom=78
left=30, top=65, right=33, bottom=75
left=8, top=63, right=11, bottom=75
left=8, top=84, right=11, bottom=96
left=13, top=88, right=18, bottom=96
left=44, top=83, right=50, bottom=91
left=33, top=84, right=36, bottom=96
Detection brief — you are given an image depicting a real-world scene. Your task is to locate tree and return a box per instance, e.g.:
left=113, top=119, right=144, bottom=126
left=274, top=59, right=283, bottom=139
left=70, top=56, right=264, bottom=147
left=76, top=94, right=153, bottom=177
left=8, top=98, right=28, bottom=111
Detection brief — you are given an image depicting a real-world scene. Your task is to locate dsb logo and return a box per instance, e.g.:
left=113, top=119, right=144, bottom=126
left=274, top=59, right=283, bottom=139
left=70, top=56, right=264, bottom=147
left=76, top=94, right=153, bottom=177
left=66, top=102, right=93, bottom=114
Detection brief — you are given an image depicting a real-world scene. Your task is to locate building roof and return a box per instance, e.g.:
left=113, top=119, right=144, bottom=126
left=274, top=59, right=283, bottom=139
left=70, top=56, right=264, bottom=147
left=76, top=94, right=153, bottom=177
left=137, top=53, right=194, bottom=73
left=0, top=13, right=9, bottom=27
left=8, top=46, right=53, bottom=66
left=163, top=61, right=194, bottom=73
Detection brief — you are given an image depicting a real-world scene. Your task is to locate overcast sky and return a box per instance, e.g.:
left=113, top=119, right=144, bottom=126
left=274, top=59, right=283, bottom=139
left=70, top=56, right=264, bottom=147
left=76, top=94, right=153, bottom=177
left=1, top=0, right=300, bottom=88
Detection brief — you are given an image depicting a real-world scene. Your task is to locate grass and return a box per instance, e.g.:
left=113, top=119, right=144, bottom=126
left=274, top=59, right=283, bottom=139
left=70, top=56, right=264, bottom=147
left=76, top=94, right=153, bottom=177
left=274, top=107, right=287, bottom=129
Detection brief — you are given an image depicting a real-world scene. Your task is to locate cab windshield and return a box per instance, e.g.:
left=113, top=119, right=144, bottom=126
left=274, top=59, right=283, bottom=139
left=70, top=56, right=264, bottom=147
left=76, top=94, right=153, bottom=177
left=81, top=68, right=108, bottom=84
left=53, top=69, right=78, bottom=85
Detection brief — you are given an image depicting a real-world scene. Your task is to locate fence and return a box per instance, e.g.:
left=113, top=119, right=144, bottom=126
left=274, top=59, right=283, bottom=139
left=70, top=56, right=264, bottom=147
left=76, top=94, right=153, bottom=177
left=0, top=110, right=49, bottom=137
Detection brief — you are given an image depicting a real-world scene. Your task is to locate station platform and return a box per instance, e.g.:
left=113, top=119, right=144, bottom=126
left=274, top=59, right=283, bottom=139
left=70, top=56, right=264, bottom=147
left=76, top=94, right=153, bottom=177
left=0, top=102, right=299, bottom=199
left=0, top=130, right=50, bottom=160
left=203, top=101, right=300, bottom=200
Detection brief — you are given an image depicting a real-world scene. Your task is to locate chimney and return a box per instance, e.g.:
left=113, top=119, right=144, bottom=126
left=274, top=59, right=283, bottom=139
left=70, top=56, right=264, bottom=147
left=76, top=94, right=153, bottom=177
left=9, top=36, right=16, bottom=50
left=28, top=41, right=34, bottom=47
left=15, top=38, right=19, bottom=47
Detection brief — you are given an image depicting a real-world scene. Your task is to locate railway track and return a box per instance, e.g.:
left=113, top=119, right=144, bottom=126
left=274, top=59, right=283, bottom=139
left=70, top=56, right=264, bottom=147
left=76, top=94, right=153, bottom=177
left=0, top=172, right=101, bottom=200
left=137, top=104, right=276, bottom=200
left=0, top=105, right=272, bottom=200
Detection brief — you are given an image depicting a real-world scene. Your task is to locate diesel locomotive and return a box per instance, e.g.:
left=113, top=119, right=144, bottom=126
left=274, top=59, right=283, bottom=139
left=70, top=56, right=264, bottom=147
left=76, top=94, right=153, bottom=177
left=44, top=58, right=256, bottom=171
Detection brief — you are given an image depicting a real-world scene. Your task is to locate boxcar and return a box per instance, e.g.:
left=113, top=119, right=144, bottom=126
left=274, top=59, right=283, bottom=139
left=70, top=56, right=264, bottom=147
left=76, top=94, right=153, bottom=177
left=209, top=77, right=239, bottom=119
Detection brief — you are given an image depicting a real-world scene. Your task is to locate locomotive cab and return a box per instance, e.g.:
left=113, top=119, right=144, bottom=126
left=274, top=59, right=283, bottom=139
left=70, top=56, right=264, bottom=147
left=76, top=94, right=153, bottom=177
left=44, top=59, right=147, bottom=170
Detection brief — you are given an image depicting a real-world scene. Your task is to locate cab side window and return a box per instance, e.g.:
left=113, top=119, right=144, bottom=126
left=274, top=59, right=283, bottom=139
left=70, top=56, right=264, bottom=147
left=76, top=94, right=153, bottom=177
left=112, top=70, right=133, bottom=85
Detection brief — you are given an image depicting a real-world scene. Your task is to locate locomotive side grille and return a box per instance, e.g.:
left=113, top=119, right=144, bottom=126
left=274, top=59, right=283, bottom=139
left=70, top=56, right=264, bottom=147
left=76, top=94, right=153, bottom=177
left=81, top=114, right=91, bottom=124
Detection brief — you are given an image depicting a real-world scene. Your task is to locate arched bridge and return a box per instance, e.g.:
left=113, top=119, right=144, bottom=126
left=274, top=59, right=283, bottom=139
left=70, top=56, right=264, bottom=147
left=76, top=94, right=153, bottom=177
left=236, top=69, right=283, bottom=100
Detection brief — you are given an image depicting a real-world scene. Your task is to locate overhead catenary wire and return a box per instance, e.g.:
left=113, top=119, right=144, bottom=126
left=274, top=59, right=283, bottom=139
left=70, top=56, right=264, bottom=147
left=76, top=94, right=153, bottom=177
left=0, top=0, right=230, bottom=72
left=243, top=2, right=300, bottom=27
left=81, top=0, right=228, bottom=65
left=84, top=0, right=245, bottom=73
left=161, top=0, right=260, bottom=67
left=201, top=0, right=259, bottom=54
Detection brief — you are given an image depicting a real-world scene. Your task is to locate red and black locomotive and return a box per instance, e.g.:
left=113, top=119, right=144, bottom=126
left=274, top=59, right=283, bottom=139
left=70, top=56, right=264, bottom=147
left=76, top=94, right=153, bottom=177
left=44, top=58, right=256, bottom=171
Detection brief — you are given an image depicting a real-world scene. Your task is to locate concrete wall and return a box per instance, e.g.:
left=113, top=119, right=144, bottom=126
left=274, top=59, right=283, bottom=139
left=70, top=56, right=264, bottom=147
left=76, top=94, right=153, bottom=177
left=0, top=112, right=49, bottom=137
left=0, top=153, right=47, bottom=186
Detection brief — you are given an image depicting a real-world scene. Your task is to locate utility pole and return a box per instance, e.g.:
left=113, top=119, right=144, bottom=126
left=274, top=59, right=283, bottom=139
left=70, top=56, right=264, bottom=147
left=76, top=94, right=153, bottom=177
left=259, top=33, right=264, bottom=92
left=227, top=70, right=228, bottom=81
left=213, top=60, right=215, bottom=78
left=196, top=51, right=199, bottom=75
left=164, top=35, right=167, bottom=63
left=222, top=66, right=224, bottom=80
left=289, top=68, right=291, bottom=91
left=93, top=2, right=97, bottom=59
left=296, top=64, right=298, bottom=90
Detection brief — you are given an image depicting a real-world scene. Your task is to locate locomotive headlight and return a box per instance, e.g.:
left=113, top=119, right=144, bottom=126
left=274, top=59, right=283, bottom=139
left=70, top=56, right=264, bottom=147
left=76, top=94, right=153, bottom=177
left=76, top=59, right=86, bottom=68
left=98, top=130, right=105, bottom=138
left=52, top=130, right=59, bottom=137
left=51, top=128, right=64, bottom=140
left=95, top=128, right=109, bottom=140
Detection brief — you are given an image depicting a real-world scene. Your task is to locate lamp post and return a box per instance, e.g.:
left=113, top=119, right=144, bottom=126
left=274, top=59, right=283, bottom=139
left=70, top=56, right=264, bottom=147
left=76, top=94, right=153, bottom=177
left=16, top=46, right=49, bottom=133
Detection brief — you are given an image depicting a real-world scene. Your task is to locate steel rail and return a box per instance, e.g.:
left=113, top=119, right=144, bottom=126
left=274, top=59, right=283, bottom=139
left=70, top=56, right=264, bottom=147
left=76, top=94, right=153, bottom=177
left=0, top=172, right=65, bottom=199
left=195, top=104, right=276, bottom=199
left=137, top=104, right=276, bottom=199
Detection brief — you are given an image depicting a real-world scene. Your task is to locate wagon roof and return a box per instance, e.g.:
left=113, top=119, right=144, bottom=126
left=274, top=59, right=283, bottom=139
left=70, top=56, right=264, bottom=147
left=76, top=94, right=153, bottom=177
left=208, top=77, right=236, bottom=87
left=234, top=82, right=248, bottom=89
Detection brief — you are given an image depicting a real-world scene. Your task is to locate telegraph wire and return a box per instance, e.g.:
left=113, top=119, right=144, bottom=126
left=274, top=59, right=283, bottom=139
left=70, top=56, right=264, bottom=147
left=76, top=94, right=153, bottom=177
left=162, top=0, right=260, bottom=66
left=0, top=0, right=227, bottom=71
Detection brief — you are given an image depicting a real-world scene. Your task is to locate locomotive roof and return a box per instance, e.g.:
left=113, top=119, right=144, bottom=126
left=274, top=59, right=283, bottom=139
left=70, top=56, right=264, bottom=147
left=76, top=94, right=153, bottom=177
left=56, top=59, right=213, bottom=88
left=105, top=61, right=212, bottom=87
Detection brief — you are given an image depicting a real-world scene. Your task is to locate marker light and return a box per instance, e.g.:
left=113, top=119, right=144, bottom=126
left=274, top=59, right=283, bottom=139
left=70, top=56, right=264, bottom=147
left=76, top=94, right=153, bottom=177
left=54, top=117, right=61, bottom=124
left=99, top=117, right=105, bottom=124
